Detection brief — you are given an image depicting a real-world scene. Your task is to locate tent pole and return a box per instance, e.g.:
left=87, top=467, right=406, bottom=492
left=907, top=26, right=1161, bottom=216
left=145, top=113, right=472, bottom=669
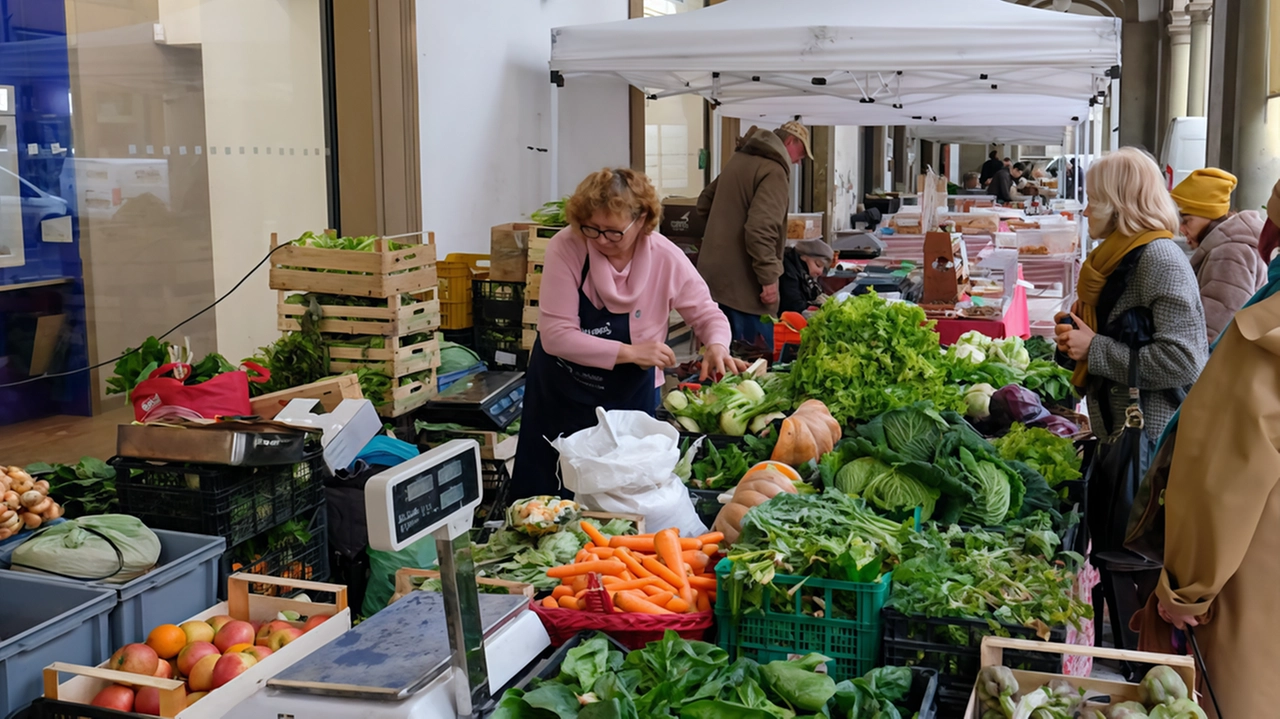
left=711, top=106, right=723, bottom=180
left=550, top=83, right=560, bottom=202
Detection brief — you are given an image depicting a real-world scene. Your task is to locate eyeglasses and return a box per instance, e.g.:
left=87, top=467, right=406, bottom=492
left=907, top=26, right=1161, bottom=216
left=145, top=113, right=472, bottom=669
left=579, top=217, right=637, bottom=242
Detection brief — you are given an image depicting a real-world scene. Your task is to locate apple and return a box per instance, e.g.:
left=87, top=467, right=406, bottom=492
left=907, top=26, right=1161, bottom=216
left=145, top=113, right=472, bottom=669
left=205, top=615, right=235, bottom=633
left=267, top=627, right=305, bottom=652
left=180, top=620, right=216, bottom=645
left=211, top=652, right=258, bottom=689
left=186, top=691, right=208, bottom=707
left=108, top=643, right=160, bottom=676
left=302, top=614, right=329, bottom=633
left=90, top=684, right=135, bottom=712
left=255, top=620, right=293, bottom=646
left=243, top=645, right=274, bottom=662
left=176, top=641, right=220, bottom=676
left=225, top=642, right=253, bottom=654
left=214, top=620, right=255, bottom=652
left=153, top=659, right=174, bottom=680
left=187, top=653, right=220, bottom=692
left=134, top=686, right=161, bottom=716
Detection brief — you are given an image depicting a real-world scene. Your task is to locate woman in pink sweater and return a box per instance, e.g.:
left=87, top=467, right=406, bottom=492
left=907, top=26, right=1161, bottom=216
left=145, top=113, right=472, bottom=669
left=514, top=168, right=740, bottom=497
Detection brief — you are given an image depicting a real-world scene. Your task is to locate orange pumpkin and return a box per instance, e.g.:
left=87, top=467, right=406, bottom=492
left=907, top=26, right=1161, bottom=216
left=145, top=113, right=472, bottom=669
left=770, top=400, right=841, bottom=468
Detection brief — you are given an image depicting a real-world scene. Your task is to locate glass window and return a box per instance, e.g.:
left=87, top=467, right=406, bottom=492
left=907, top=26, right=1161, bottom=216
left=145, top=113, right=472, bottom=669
left=642, top=0, right=706, bottom=199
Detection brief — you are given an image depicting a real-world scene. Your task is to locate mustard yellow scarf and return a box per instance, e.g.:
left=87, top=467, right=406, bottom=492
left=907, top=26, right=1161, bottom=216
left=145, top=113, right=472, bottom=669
left=1072, top=229, right=1172, bottom=386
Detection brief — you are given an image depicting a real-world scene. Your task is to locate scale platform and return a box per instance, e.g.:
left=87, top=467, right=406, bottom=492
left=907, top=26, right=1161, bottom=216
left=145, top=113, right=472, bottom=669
left=267, top=590, right=529, bottom=701
left=420, top=371, right=525, bottom=431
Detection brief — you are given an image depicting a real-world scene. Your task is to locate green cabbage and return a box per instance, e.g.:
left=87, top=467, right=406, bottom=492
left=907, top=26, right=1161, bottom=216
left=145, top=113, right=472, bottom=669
left=957, top=447, right=1014, bottom=526
left=835, top=457, right=940, bottom=521
left=870, top=404, right=948, bottom=463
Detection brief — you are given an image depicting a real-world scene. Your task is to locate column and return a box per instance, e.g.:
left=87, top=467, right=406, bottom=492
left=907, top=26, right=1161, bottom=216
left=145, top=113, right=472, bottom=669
left=1233, top=0, right=1279, bottom=212
left=1187, top=1, right=1213, bottom=117
left=1166, top=11, right=1191, bottom=120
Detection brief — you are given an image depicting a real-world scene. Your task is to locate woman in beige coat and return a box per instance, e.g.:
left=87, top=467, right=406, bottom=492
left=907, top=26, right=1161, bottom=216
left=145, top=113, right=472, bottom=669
left=1171, top=168, right=1268, bottom=342
left=1135, top=276, right=1280, bottom=717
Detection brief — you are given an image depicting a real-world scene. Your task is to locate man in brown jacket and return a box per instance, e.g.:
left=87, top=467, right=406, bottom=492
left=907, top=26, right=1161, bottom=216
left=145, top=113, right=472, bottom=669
left=696, top=121, right=812, bottom=345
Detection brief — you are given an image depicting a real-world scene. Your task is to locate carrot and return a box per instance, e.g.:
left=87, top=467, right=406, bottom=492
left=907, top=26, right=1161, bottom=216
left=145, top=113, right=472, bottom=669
left=688, top=576, right=717, bottom=591
left=586, top=546, right=616, bottom=558
left=558, top=595, right=581, bottom=610
left=609, top=535, right=701, bottom=552
left=681, top=550, right=710, bottom=573
left=666, top=597, right=691, bottom=613
left=696, top=592, right=711, bottom=613
left=571, top=575, right=589, bottom=594
left=546, top=560, right=626, bottom=578
left=580, top=521, right=610, bottom=548
left=646, top=591, right=675, bottom=607
left=574, top=549, right=591, bottom=563
left=552, top=586, right=574, bottom=599
left=697, top=532, right=725, bottom=545
left=701, top=544, right=720, bottom=556
left=654, top=529, right=693, bottom=605
left=602, top=577, right=659, bottom=592
left=542, top=597, right=559, bottom=608
left=641, top=584, right=664, bottom=596
left=614, top=590, right=673, bottom=614
left=614, top=547, right=652, bottom=578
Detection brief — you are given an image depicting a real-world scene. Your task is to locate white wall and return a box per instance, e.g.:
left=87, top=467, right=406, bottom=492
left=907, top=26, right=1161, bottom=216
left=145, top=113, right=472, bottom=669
left=417, top=0, right=630, bottom=257
left=832, top=126, right=861, bottom=231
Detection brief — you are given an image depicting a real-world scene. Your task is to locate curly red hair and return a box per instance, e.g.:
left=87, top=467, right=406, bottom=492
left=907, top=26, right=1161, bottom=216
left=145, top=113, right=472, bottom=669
left=565, top=168, right=661, bottom=235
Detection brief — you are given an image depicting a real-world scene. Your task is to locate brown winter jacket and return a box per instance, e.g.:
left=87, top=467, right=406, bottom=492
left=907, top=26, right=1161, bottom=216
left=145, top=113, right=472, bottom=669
left=695, top=129, right=791, bottom=316
left=1191, top=210, right=1267, bottom=343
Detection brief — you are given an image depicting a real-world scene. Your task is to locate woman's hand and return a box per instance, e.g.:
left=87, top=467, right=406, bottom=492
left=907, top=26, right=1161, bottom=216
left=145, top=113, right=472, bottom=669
left=618, top=342, right=677, bottom=370
left=1054, top=312, right=1095, bottom=362
left=1158, top=598, right=1200, bottom=630
left=700, top=344, right=748, bottom=381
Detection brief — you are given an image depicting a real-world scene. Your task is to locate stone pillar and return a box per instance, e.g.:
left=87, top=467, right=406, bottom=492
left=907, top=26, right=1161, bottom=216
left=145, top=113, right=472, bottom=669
left=1119, top=19, right=1161, bottom=152
left=1187, top=1, right=1213, bottom=117
left=1232, top=0, right=1279, bottom=212
left=1166, top=11, right=1191, bottom=120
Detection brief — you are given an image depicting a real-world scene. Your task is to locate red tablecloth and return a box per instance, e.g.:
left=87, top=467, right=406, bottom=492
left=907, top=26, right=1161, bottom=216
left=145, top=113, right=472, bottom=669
left=934, top=268, right=1032, bottom=345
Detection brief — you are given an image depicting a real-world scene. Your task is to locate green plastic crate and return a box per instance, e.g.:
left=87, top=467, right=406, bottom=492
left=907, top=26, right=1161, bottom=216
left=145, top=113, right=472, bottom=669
left=714, top=558, right=892, bottom=680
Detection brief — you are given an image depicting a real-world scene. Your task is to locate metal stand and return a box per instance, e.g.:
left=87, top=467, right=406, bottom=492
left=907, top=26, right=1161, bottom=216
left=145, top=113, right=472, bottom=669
left=436, top=524, right=489, bottom=717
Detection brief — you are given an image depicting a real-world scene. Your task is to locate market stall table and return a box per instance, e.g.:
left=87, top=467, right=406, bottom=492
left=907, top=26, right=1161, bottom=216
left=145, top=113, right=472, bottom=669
left=934, top=271, right=1031, bottom=345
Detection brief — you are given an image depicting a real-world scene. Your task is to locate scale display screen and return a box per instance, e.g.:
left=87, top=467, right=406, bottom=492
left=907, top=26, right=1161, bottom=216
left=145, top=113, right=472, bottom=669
left=390, top=449, right=480, bottom=545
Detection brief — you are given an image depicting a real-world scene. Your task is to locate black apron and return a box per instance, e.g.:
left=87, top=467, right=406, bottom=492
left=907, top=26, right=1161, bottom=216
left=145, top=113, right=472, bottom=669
left=513, top=256, right=658, bottom=498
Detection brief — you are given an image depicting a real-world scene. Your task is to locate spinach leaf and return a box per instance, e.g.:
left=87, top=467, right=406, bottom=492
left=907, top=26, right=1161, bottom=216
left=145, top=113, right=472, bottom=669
left=560, top=635, right=612, bottom=691
left=522, top=684, right=581, bottom=719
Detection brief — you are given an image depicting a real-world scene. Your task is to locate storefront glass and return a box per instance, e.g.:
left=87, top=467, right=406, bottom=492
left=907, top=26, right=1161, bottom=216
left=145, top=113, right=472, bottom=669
left=642, top=0, right=707, bottom=200
left=0, top=0, right=332, bottom=424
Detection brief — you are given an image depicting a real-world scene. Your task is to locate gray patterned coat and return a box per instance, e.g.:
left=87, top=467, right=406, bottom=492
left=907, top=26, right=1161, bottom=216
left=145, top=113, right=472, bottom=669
left=1086, top=238, right=1209, bottom=443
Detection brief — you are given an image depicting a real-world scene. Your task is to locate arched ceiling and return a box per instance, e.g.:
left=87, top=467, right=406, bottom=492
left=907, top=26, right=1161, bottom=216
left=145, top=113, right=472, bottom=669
left=1010, top=0, right=1163, bottom=22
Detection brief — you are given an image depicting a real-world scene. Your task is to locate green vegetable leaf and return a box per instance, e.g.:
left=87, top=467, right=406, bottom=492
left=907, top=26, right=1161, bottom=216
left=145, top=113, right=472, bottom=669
left=521, top=684, right=581, bottom=719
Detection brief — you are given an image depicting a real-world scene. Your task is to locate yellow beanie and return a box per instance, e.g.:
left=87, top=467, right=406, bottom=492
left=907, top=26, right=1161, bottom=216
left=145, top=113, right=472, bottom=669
left=1171, top=168, right=1237, bottom=219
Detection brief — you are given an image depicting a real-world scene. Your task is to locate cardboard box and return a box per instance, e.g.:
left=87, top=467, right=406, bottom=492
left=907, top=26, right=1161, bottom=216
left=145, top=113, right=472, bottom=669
left=275, top=398, right=382, bottom=473
left=660, top=200, right=707, bottom=239
left=491, top=223, right=534, bottom=282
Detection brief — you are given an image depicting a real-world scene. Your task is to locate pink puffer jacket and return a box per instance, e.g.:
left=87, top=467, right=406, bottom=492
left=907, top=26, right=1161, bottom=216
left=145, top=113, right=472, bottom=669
left=1192, top=210, right=1268, bottom=343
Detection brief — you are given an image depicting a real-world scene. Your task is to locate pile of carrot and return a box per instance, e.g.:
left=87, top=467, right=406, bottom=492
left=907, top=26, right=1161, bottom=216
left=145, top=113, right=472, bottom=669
left=538, top=523, right=723, bottom=615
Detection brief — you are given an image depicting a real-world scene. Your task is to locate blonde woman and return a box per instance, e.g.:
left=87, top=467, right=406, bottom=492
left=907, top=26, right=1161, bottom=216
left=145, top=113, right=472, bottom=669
left=1056, top=147, right=1208, bottom=444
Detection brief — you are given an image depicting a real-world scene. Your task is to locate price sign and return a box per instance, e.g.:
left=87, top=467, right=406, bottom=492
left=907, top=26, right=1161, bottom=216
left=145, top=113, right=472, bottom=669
left=365, top=440, right=482, bottom=551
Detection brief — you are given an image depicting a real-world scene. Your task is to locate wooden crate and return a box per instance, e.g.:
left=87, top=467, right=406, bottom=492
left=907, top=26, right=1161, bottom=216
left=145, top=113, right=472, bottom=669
left=521, top=304, right=540, bottom=326
left=525, top=273, right=542, bottom=302
left=269, top=231, right=438, bottom=298
left=328, top=334, right=442, bottom=377
left=377, top=370, right=438, bottom=418
left=960, top=637, right=1197, bottom=718
left=521, top=328, right=537, bottom=351
left=278, top=289, right=440, bottom=336
left=248, top=374, right=364, bottom=419
left=527, top=236, right=551, bottom=263
left=389, top=567, right=533, bottom=606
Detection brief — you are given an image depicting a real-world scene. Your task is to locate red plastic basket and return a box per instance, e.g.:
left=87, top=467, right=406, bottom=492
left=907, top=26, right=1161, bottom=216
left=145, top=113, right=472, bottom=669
left=774, top=324, right=801, bottom=362
left=529, top=600, right=715, bottom=650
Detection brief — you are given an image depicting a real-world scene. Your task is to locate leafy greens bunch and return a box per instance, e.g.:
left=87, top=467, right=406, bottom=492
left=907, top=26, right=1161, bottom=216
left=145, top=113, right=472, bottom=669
left=992, top=424, right=1082, bottom=488
left=492, top=631, right=921, bottom=719
left=107, top=336, right=237, bottom=397
left=888, top=516, right=1091, bottom=641
left=790, top=293, right=963, bottom=425
left=677, top=428, right=779, bottom=491
left=663, top=373, right=792, bottom=436
left=27, top=457, right=118, bottom=517
left=473, top=516, right=635, bottom=592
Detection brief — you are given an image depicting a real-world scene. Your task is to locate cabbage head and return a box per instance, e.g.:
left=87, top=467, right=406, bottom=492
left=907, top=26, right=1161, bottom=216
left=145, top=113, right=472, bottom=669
left=957, top=447, right=1014, bottom=526
left=835, top=457, right=940, bottom=521
left=878, top=404, right=948, bottom=463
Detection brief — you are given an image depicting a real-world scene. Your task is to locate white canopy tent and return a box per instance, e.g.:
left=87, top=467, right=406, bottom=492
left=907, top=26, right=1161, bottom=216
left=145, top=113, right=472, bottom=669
left=911, top=126, right=1070, bottom=146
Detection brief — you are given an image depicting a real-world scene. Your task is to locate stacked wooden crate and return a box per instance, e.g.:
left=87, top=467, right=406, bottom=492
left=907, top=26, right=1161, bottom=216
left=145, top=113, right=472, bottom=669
left=520, top=233, right=550, bottom=352
left=269, top=231, right=443, bottom=417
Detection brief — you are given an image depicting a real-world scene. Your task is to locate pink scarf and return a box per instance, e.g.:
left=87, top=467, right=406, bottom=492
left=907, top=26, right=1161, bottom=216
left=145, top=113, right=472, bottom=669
left=580, top=232, right=655, bottom=315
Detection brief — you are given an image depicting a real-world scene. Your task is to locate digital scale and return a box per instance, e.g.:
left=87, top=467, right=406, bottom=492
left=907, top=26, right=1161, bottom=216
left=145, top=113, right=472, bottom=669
left=420, top=371, right=525, bottom=432
left=231, top=439, right=551, bottom=719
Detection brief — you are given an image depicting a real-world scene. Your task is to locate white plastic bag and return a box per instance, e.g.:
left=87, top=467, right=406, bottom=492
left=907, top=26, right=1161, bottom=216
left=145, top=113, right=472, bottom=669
left=553, top=408, right=708, bottom=537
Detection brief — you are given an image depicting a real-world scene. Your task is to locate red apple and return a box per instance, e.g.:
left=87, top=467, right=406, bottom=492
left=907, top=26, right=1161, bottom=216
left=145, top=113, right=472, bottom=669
left=302, top=614, right=329, bottom=633
left=267, top=627, right=305, bottom=652
left=187, top=653, right=220, bottom=692
left=211, top=652, right=258, bottom=689
left=176, top=641, right=220, bottom=676
left=90, top=684, right=135, bottom=712
left=214, top=620, right=255, bottom=652
left=243, top=645, right=274, bottom=662
left=186, top=691, right=208, bottom=707
left=180, top=620, right=215, bottom=645
left=153, top=659, right=174, bottom=680
left=134, top=686, right=161, bottom=716
left=255, top=620, right=293, bottom=646
left=108, top=643, right=160, bottom=676
left=205, top=615, right=235, bottom=633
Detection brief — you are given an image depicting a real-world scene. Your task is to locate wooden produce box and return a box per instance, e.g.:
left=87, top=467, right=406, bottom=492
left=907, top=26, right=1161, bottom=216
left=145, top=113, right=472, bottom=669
left=527, top=236, right=551, bottom=264
left=524, top=273, right=542, bottom=302
left=378, top=370, right=438, bottom=418
left=521, top=328, right=537, bottom=351
left=522, top=305, right=540, bottom=326
left=388, top=568, right=534, bottom=606
left=43, top=574, right=351, bottom=719
left=278, top=288, right=441, bottom=336
left=269, top=231, right=438, bottom=298
left=249, top=374, right=364, bottom=420
left=961, top=637, right=1197, bottom=718
left=327, top=333, right=442, bottom=377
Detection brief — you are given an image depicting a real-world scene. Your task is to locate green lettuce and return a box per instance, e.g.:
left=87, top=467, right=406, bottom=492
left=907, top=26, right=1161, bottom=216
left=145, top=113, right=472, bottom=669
left=834, top=457, right=940, bottom=521
left=993, top=423, right=1082, bottom=487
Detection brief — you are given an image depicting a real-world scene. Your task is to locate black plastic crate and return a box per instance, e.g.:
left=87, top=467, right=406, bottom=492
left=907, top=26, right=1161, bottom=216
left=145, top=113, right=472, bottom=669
left=476, top=327, right=529, bottom=370
left=473, top=279, right=525, bottom=323
left=881, top=607, right=1066, bottom=714
left=477, top=458, right=513, bottom=529
left=112, top=450, right=326, bottom=546
left=480, top=631, right=631, bottom=717
left=689, top=488, right=722, bottom=527
left=222, top=504, right=330, bottom=598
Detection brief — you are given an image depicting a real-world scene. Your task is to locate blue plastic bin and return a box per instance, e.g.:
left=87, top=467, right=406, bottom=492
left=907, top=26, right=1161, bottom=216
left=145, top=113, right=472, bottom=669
left=438, top=362, right=487, bottom=392
left=0, top=573, right=115, bottom=718
left=3, top=529, right=225, bottom=649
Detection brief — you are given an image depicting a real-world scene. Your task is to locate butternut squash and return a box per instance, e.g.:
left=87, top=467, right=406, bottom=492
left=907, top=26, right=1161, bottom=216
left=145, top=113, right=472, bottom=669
left=770, top=400, right=841, bottom=467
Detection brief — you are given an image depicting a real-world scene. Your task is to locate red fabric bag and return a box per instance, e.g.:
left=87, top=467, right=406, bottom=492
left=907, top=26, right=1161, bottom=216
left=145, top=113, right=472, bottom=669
left=130, top=361, right=270, bottom=422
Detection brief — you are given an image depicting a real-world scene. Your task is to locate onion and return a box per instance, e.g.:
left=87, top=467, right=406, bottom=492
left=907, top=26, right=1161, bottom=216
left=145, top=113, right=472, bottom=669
left=19, top=512, right=40, bottom=529
left=20, top=491, right=43, bottom=508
